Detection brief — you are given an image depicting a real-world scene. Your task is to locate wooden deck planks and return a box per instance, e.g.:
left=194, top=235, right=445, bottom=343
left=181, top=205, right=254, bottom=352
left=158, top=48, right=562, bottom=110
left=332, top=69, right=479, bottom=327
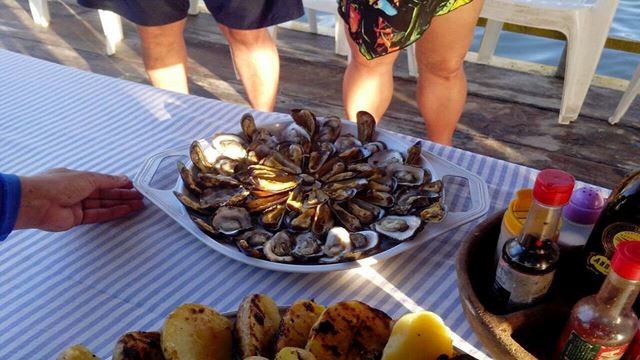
left=1, top=0, right=638, bottom=189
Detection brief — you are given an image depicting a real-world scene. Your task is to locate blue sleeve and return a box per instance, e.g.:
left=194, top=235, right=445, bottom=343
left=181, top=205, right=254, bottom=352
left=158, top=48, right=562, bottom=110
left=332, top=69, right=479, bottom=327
left=0, top=173, right=21, bottom=241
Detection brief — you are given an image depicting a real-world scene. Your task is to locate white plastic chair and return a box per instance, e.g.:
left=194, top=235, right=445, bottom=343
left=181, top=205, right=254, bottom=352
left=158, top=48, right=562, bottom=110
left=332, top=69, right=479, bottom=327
left=27, top=0, right=124, bottom=55
left=609, top=63, right=640, bottom=124
left=476, top=0, right=620, bottom=124
left=302, top=0, right=349, bottom=56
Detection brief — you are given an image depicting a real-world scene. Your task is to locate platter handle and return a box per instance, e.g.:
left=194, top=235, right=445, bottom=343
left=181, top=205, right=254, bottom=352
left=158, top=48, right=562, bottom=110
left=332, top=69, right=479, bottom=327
left=425, top=150, right=491, bottom=228
left=133, top=146, right=189, bottom=219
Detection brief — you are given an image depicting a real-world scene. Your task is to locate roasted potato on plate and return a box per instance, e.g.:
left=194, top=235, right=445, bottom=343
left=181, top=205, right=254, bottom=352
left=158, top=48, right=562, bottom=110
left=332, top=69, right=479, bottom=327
left=56, top=345, right=99, bottom=360
left=306, top=300, right=392, bottom=360
left=235, top=294, right=282, bottom=358
left=112, top=331, right=164, bottom=360
left=161, top=303, right=233, bottom=360
left=275, top=300, right=325, bottom=352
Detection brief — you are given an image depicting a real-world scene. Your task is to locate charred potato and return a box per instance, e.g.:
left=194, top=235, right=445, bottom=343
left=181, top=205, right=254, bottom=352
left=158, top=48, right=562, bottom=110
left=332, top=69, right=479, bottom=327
left=113, top=331, right=164, bottom=360
left=306, top=301, right=392, bottom=360
left=275, top=347, right=317, bottom=360
left=56, top=345, right=99, bottom=360
left=235, top=294, right=282, bottom=358
left=275, top=300, right=325, bottom=352
left=161, top=303, right=232, bottom=360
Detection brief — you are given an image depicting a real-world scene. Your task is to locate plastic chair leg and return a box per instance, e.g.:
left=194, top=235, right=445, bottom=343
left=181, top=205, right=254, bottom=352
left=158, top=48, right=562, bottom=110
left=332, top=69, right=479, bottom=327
left=335, top=16, right=349, bottom=56
left=188, top=0, right=200, bottom=15
left=558, top=10, right=615, bottom=124
left=477, top=20, right=504, bottom=64
left=28, top=0, right=50, bottom=27
left=307, top=9, right=319, bottom=34
left=609, top=64, right=640, bottom=125
left=98, top=10, right=124, bottom=56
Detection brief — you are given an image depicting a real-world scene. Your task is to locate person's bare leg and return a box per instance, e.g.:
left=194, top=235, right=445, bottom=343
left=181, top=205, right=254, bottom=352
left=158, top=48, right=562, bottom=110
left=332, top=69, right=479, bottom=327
left=137, top=18, right=189, bottom=94
left=415, top=0, right=483, bottom=145
left=342, top=26, right=400, bottom=122
left=219, top=25, right=278, bottom=112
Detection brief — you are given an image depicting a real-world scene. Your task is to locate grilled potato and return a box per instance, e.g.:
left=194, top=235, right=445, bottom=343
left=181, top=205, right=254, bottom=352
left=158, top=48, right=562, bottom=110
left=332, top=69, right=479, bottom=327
left=275, top=300, right=325, bottom=352
left=306, top=301, right=392, bottom=360
left=161, top=303, right=233, bottom=360
left=275, top=347, right=317, bottom=360
left=56, top=345, right=99, bottom=360
left=381, top=311, right=453, bottom=360
left=235, top=294, right=282, bottom=358
left=113, top=331, right=164, bottom=360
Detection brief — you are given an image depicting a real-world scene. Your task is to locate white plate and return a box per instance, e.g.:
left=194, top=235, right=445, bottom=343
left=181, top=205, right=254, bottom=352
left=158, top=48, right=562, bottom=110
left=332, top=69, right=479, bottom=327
left=134, top=119, right=490, bottom=273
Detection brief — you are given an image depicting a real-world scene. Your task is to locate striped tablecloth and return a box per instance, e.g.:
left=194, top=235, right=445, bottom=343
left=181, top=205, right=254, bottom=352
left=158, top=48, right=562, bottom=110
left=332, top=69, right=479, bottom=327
left=0, top=49, right=542, bottom=360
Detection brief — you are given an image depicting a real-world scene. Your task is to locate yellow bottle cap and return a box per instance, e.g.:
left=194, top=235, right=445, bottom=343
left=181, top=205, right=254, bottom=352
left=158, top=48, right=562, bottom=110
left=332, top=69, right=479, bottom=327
left=503, top=189, right=533, bottom=237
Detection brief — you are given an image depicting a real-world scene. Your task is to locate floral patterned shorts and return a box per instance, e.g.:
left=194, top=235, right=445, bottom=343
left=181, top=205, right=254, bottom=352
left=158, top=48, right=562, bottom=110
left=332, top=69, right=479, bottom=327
left=338, top=0, right=474, bottom=59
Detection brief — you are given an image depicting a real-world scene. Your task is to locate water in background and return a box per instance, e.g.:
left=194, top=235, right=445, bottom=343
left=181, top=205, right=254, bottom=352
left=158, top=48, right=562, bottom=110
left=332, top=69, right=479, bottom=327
left=305, top=0, right=640, bottom=80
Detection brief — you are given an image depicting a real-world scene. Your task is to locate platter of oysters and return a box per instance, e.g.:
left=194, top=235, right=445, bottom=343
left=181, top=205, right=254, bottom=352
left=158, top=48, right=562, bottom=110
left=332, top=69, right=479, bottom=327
left=134, top=109, right=490, bottom=273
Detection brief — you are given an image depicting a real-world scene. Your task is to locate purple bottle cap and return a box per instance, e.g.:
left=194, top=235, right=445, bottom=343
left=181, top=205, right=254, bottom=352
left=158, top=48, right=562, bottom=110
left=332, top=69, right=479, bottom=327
left=562, top=187, right=605, bottom=225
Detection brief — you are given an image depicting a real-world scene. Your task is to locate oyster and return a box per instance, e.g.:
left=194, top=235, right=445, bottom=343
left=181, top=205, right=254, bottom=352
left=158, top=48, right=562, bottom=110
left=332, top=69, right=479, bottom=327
left=211, top=134, right=247, bottom=160
left=190, top=139, right=218, bottom=173
left=200, top=187, right=249, bottom=208
left=291, top=109, right=318, bottom=138
left=321, top=227, right=353, bottom=263
left=420, top=202, right=446, bottom=223
left=374, top=215, right=422, bottom=242
left=368, top=150, right=404, bottom=169
left=350, top=230, right=380, bottom=254
left=177, top=161, right=202, bottom=195
left=264, top=231, right=295, bottom=263
left=405, top=141, right=422, bottom=166
left=237, top=228, right=272, bottom=248
left=211, top=206, right=252, bottom=236
left=356, top=110, right=376, bottom=143
left=386, top=163, right=425, bottom=186
left=241, top=113, right=257, bottom=141
left=292, top=232, right=323, bottom=260
left=317, top=116, right=342, bottom=142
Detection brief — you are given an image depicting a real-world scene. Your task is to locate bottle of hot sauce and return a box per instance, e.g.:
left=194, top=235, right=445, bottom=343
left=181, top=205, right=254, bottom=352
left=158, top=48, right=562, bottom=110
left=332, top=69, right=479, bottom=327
left=492, top=169, right=575, bottom=312
left=557, top=241, right=640, bottom=359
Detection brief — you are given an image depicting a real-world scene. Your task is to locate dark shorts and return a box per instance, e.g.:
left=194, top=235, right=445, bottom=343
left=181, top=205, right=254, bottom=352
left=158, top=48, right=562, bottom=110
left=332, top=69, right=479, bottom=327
left=78, top=0, right=304, bottom=29
left=338, top=0, right=474, bottom=59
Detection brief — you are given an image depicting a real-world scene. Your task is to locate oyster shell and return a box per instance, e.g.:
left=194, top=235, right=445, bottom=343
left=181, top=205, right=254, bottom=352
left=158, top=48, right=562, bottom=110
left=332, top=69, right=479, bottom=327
left=177, top=161, right=202, bottom=195
left=263, top=231, right=295, bottom=263
left=373, top=215, right=422, bottom=241
left=211, top=134, right=247, bottom=160
left=317, top=116, right=342, bottom=142
left=321, top=227, right=353, bottom=263
left=356, top=110, right=376, bottom=143
left=211, top=206, right=252, bottom=236
left=368, top=150, right=404, bottom=169
left=241, top=113, right=257, bottom=142
left=405, top=141, right=422, bottom=166
left=190, top=139, right=218, bottom=173
left=236, top=228, right=272, bottom=248
left=291, top=109, right=318, bottom=138
left=292, top=232, right=323, bottom=260
left=200, top=187, right=249, bottom=208
left=419, top=202, right=446, bottom=223
left=350, top=230, right=380, bottom=254
left=386, top=163, right=425, bottom=186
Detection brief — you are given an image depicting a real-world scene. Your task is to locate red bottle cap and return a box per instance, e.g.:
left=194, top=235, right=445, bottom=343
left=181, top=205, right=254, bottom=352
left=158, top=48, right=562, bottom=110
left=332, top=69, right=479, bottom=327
left=531, top=169, right=575, bottom=206
left=612, top=241, right=640, bottom=281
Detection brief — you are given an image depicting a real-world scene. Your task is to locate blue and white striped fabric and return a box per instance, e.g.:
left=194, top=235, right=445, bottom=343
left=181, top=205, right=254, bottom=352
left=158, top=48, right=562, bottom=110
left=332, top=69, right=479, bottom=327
left=0, top=49, right=543, bottom=359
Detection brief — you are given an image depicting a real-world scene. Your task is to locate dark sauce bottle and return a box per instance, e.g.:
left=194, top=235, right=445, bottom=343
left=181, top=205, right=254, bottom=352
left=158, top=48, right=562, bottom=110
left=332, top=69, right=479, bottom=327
left=579, top=169, right=640, bottom=310
left=492, top=169, right=575, bottom=313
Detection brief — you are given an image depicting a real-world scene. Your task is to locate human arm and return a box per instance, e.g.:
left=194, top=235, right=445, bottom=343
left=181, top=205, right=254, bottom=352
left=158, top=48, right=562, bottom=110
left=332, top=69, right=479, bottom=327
left=0, top=168, right=145, bottom=239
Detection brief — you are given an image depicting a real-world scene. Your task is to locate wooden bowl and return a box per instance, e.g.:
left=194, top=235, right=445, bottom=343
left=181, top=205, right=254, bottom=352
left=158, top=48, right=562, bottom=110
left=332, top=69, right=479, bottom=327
left=456, top=211, right=576, bottom=360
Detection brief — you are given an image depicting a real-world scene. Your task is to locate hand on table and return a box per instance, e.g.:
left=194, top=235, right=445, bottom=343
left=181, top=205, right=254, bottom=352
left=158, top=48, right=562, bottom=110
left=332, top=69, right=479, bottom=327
left=14, top=168, right=145, bottom=232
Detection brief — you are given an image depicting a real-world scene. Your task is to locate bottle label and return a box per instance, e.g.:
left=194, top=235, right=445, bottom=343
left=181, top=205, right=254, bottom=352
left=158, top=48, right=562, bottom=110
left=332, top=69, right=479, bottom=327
left=587, top=222, right=640, bottom=276
left=559, top=331, right=628, bottom=360
left=494, top=257, right=555, bottom=308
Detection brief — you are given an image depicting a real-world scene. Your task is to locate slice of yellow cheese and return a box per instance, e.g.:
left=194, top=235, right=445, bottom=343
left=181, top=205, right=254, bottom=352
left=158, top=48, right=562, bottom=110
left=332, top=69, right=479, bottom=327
left=381, top=311, right=453, bottom=360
